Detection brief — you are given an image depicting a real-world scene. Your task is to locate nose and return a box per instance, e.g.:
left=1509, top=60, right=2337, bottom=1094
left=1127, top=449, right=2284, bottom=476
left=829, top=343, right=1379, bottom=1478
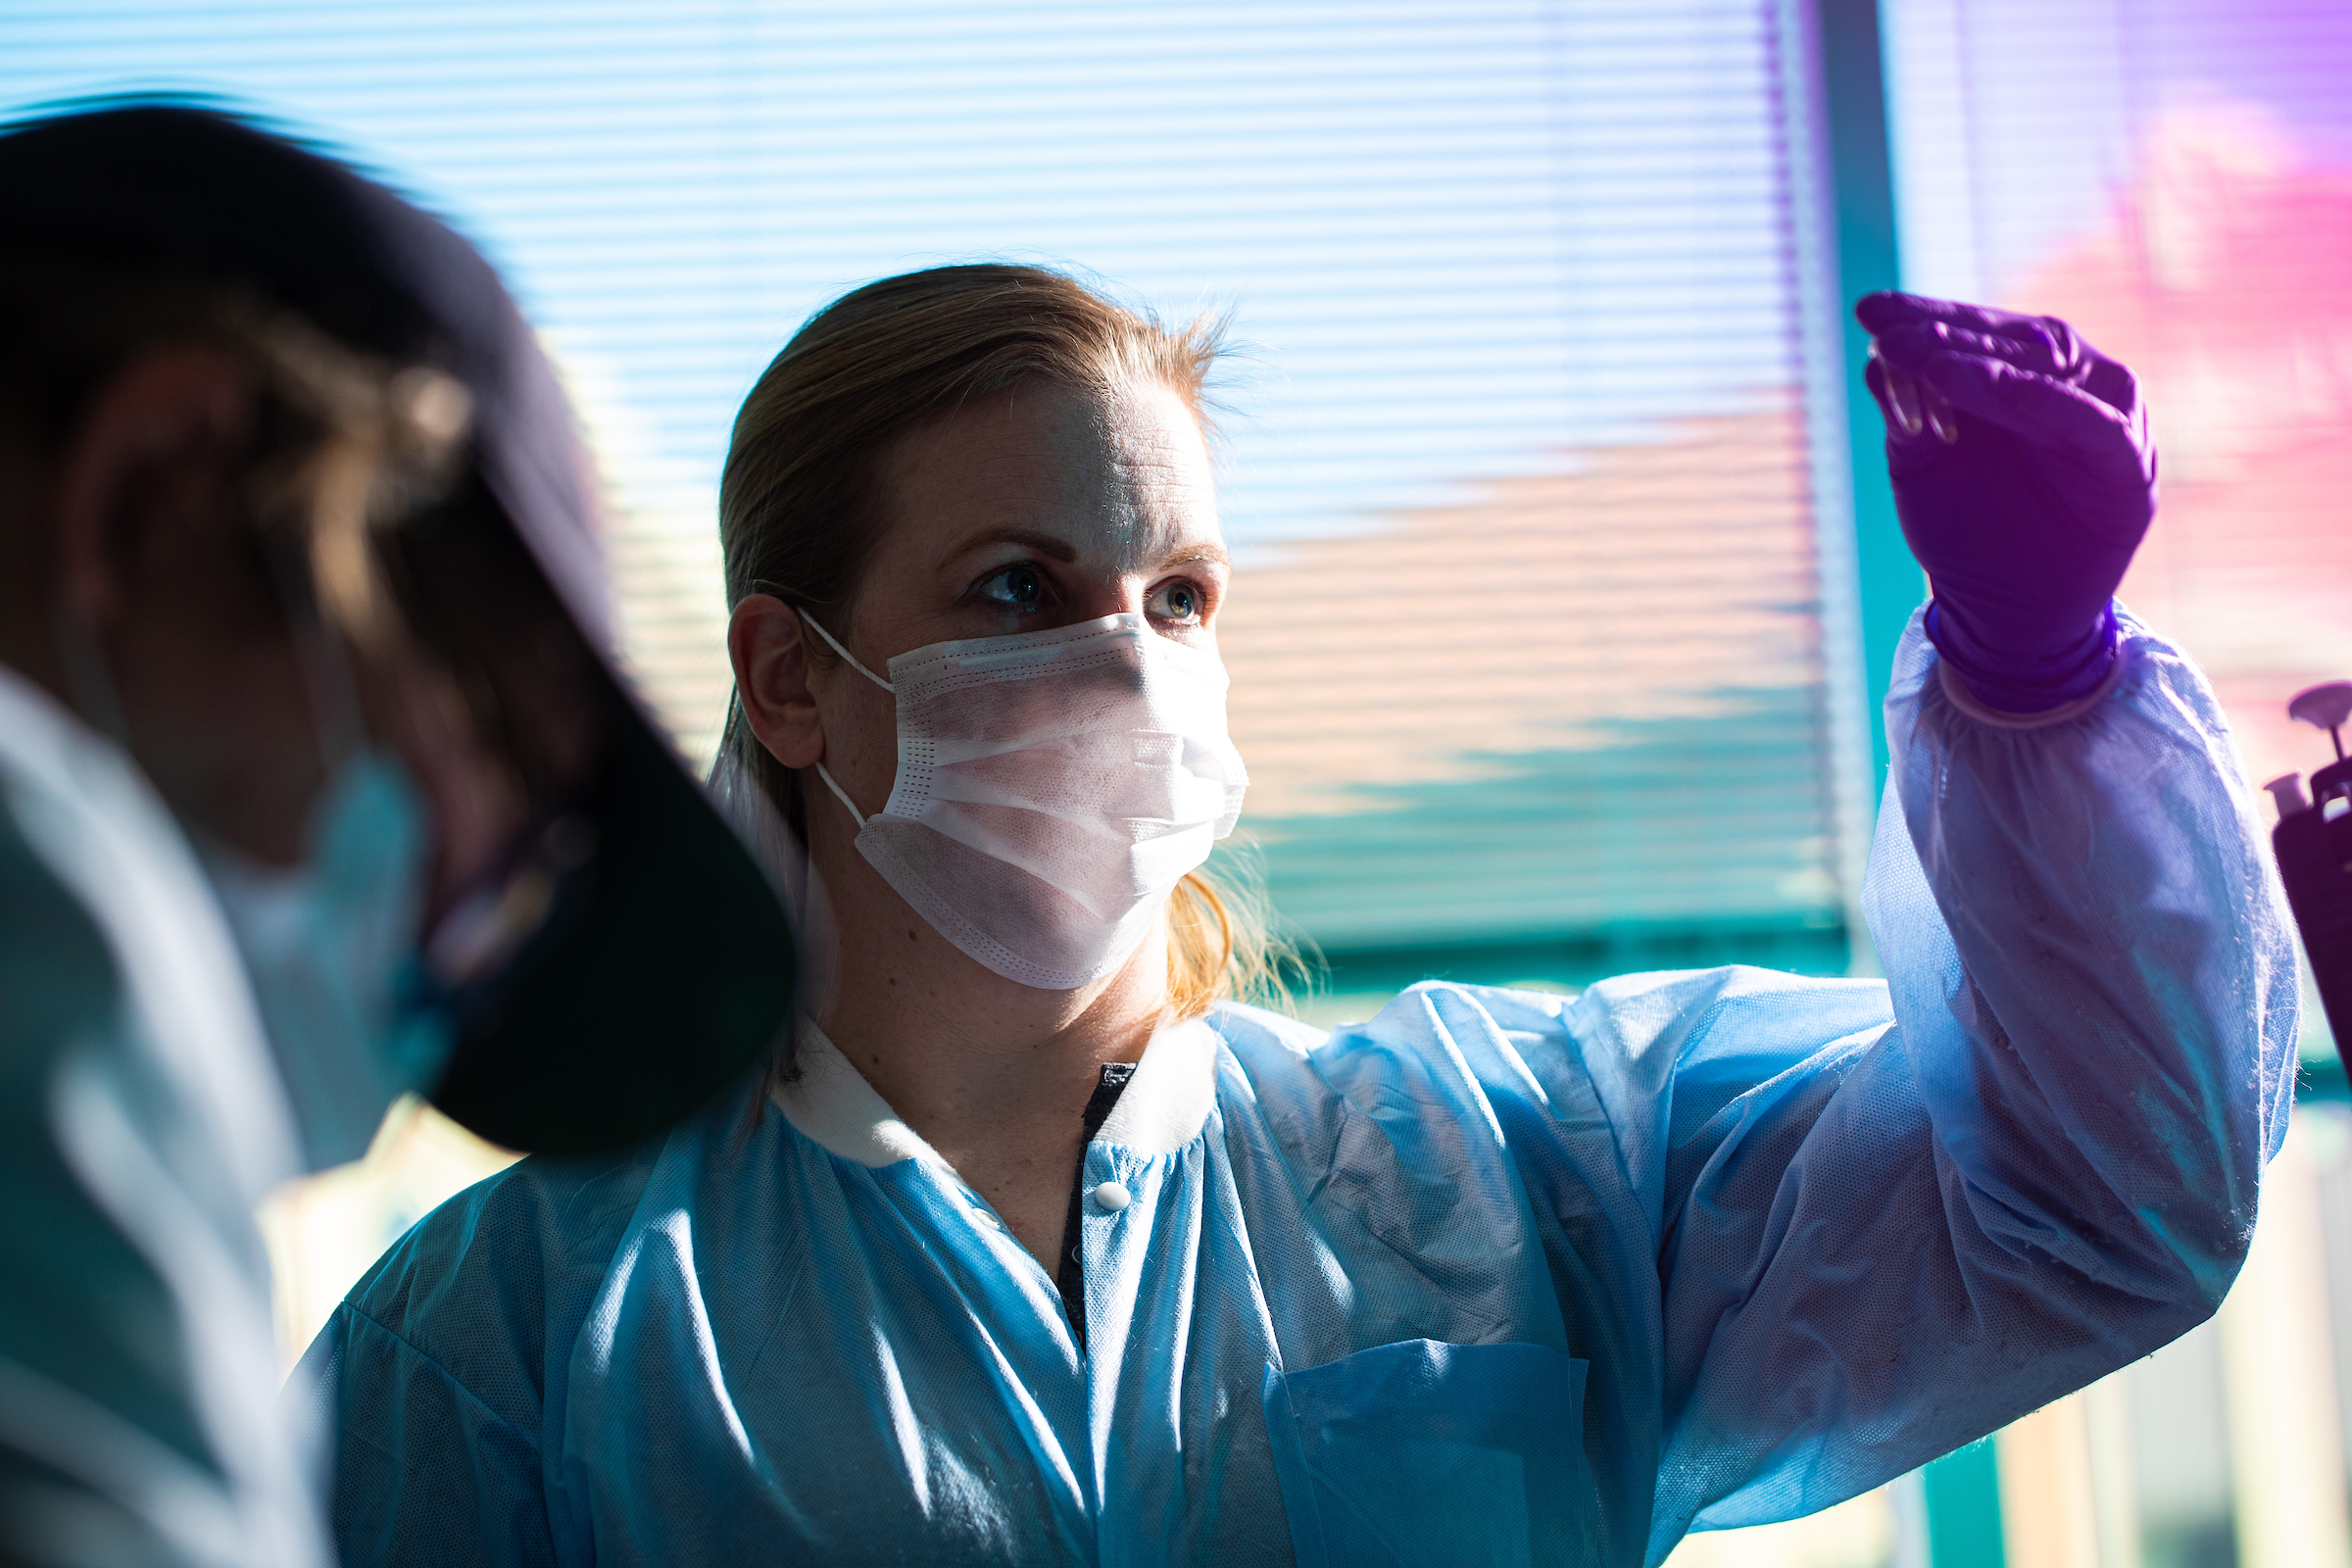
left=1058, top=571, right=1147, bottom=626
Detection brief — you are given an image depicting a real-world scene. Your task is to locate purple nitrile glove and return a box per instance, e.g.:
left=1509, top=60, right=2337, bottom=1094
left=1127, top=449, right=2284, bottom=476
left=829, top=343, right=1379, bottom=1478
left=1855, top=291, right=2158, bottom=713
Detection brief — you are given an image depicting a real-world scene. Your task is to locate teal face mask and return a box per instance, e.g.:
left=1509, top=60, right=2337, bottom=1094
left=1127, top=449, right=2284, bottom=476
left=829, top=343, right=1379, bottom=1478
left=202, top=750, right=453, bottom=1170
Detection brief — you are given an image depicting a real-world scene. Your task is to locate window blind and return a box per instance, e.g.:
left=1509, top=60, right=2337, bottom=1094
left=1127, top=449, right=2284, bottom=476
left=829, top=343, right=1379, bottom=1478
left=3, top=0, right=1854, bottom=971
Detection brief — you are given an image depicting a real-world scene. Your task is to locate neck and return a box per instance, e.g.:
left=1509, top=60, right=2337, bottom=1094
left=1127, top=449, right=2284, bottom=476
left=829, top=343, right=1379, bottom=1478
left=808, top=825, right=1168, bottom=1265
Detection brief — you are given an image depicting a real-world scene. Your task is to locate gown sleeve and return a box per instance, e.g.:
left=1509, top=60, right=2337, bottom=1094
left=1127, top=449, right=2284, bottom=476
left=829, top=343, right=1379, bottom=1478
left=1571, top=610, right=2296, bottom=1561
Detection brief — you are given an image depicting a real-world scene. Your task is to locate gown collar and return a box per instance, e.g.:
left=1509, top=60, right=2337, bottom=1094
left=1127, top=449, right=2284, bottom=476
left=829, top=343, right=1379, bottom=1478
left=771, top=1012, right=1220, bottom=1170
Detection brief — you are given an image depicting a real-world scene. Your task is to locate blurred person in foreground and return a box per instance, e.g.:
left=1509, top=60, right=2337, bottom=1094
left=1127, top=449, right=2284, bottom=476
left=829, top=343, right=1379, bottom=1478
left=314, top=265, right=2293, bottom=1568
left=0, top=105, right=791, bottom=1568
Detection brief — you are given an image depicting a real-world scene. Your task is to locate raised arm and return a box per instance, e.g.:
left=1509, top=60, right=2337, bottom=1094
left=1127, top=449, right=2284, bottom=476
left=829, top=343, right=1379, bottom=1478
left=1611, top=606, right=2294, bottom=1556
left=1620, top=297, right=2296, bottom=1559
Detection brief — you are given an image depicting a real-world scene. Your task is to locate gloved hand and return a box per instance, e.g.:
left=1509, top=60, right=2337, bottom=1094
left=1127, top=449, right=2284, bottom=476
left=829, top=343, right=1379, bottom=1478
left=1855, top=291, right=2157, bottom=713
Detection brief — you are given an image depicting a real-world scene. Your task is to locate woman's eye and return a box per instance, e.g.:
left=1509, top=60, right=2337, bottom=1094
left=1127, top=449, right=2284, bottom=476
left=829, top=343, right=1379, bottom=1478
left=977, top=564, right=1047, bottom=611
left=1150, top=580, right=1205, bottom=625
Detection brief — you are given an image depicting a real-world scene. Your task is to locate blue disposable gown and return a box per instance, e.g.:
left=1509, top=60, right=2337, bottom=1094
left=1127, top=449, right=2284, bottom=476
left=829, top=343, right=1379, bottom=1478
left=303, top=613, right=2299, bottom=1568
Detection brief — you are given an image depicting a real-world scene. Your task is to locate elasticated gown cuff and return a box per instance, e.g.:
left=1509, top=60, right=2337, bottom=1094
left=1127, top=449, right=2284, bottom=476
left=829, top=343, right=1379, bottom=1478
left=1924, top=600, right=2121, bottom=716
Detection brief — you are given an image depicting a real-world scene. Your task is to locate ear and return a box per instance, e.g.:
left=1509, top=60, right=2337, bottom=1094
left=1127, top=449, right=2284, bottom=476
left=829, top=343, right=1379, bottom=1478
left=730, top=594, right=826, bottom=769
left=51, top=348, right=252, bottom=626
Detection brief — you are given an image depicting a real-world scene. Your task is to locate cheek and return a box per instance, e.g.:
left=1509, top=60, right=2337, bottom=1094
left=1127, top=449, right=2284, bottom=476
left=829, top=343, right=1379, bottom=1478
left=117, top=623, right=325, bottom=862
left=820, top=669, right=906, bottom=797
left=143, top=615, right=312, bottom=745
left=211, top=636, right=335, bottom=797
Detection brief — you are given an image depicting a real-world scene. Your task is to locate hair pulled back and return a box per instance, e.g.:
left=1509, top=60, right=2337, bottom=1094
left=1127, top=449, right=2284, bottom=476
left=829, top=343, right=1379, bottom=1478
left=718, top=263, right=1279, bottom=1018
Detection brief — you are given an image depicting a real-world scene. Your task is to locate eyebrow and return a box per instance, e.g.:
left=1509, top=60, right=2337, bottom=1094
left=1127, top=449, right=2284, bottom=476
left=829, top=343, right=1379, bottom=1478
left=936, top=527, right=1081, bottom=571
left=1158, top=541, right=1231, bottom=571
left=935, top=527, right=1231, bottom=573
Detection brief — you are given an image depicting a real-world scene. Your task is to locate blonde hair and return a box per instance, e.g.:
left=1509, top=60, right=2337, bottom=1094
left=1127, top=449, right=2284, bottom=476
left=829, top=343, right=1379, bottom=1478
left=719, top=263, right=1290, bottom=1018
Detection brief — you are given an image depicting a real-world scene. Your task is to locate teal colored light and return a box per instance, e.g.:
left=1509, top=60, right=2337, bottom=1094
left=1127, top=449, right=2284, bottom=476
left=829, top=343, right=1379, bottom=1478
left=1922, top=1440, right=2007, bottom=1568
left=0, top=3, right=1855, bottom=956
left=1814, top=0, right=1924, bottom=791
left=1814, top=7, right=1991, bottom=1560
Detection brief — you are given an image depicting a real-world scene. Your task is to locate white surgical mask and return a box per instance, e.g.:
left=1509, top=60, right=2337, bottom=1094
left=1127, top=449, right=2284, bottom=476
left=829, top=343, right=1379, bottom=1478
left=202, top=751, right=452, bottom=1169
left=806, top=611, right=1249, bottom=990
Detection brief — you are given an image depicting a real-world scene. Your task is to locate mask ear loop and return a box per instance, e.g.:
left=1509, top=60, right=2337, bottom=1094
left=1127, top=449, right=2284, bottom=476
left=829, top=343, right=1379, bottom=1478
left=799, top=611, right=892, bottom=831
left=812, top=760, right=870, bottom=831
left=799, top=612, right=896, bottom=694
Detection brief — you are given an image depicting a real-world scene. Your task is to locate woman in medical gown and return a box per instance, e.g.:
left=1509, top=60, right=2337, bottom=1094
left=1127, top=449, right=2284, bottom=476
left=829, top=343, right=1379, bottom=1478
left=306, top=267, right=2297, bottom=1567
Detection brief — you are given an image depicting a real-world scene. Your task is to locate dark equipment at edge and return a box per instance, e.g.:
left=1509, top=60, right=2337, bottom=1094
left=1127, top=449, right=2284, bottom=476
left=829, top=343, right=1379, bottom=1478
left=2266, top=681, right=2352, bottom=1073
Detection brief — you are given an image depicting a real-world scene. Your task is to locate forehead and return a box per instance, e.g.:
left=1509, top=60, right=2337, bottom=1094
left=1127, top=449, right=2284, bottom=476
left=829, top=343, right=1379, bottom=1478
left=876, top=375, right=1220, bottom=571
